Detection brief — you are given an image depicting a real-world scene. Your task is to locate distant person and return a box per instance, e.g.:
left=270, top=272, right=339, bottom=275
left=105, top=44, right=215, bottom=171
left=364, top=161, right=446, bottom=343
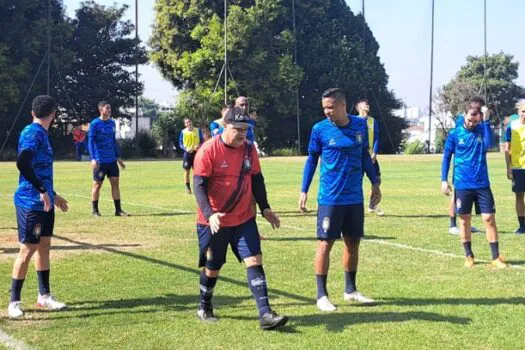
left=72, top=124, right=87, bottom=161
left=504, top=99, right=525, bottom=234
left=210, top=105, right=228, bottom=137
left=441, top=100, right=506, bottom=268
left=355, top=99, right=384, bottom=216
left=88, top=101, right=129, bottom=217
left=178, top=118, right=203, bottom=194
left=9, top=95, right=68, bottom=319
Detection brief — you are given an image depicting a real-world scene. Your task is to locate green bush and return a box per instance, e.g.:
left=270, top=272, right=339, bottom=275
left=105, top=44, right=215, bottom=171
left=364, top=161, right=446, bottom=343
left=0, top=148, right=17, bottom=161
left=271, top=147, right=299, bottom=157
left=136, top=131, right=158, bottom=158
left=403, top=140, right=426, bottom=155
left=118, top=138, right=140, bottom=159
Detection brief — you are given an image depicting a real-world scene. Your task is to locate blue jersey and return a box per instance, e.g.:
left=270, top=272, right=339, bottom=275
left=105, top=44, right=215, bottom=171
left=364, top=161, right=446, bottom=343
left=441, top=121, right=493, bottom=190
left=301, top=115, right=377, bottom=205
left=88, top=118, right=120, bottom=163
left=14, top=123, right=55, bottom=210
left=210, top=119, right=225, bottom=137
left=246, top=119, right=256, bottom=142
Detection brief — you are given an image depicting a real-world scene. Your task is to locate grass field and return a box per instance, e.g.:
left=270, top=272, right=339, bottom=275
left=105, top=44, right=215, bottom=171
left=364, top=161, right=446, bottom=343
left=0, top=154, right=524, bottom=349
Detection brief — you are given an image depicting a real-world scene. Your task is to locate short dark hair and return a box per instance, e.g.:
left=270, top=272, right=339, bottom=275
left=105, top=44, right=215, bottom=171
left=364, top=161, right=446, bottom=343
left=355, top=98, right=369, bottom=111
left=98, top=101, right=110, bottom=109
left=466, top=96, right=485, bottom=108
left=32, top=95, right=58, bottom=119
left=322, top=88, right=346, bottom=103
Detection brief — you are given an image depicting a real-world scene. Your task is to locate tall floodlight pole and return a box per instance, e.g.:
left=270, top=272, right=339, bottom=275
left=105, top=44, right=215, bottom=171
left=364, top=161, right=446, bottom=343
left=135, top=0, right=139, bottom=137
left=47, top=0, right=51, bottom=94
left=292, top=0, right=301, bottom=153
left=224, top=0, right=228, bottom=105
left=427, top=0, right=435, bottom=153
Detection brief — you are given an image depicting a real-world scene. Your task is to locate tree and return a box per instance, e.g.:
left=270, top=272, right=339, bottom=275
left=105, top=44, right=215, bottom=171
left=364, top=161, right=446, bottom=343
left=56, top=1, right=148, bottom=124
left=140, top=97, right=160, bottom=120
left=150, top=0, right=404, bottom=152
left=437, top=53, right=525, bottom=119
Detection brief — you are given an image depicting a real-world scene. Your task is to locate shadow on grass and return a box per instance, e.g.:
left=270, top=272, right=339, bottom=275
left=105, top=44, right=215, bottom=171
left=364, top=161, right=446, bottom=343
left=380, top=297, right=525, bottom=306
left=268, top=235, right=396, bottom=242
left=507, top=260, right=525, bottom=266
left=53, top=235, right=316, bottom=305
left=0, top=243, right=141, bottom=255
left=383, top=214, right=449, bottom=219
left=225, top=311, right=471, bottom=332
left=276, top=211, right=317, bottom=218
left=130, top=212, right=193, bottom=217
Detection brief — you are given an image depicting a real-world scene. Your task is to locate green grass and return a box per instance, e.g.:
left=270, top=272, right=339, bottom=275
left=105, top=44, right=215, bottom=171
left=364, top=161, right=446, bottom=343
left=0, top=154, right=524, bottom=349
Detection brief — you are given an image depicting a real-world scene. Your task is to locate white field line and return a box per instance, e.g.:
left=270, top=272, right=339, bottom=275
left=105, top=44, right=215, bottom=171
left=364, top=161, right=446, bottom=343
left=0, top=328, right=32, bottom=350
left=30, top=193, right=525, bottom=271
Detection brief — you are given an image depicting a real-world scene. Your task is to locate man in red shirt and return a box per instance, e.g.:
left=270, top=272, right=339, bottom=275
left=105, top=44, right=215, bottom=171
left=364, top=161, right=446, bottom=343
left=193, top=106, right=288, bottom=330
left=72, top=124, right=87, bottom=161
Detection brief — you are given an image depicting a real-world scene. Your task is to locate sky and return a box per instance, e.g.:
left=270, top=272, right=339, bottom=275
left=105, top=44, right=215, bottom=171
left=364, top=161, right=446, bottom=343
left=62, top=0, right=525, bottom=109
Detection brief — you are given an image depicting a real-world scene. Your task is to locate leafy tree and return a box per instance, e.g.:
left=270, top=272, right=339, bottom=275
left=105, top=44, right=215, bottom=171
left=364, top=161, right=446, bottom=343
left=140, top=97, right=160, bottom=120
left=151, top=0, right=404, bottom=152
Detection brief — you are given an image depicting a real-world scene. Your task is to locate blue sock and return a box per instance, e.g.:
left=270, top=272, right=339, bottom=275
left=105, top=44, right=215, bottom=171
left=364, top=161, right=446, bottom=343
left=450, top=216, right=457, bottom=228
left=10, top=278, right=25, bottom=302
left=316, top=274, right=328, bottom=299
left=489, top=242, right=500, bottom=260
left=37, top=270, right=50, bottom=295
left=247, top=265, right=270, bottom=317
left=463, top=242, right=474, bottom=258
left=199, top=270, right=217, bottom=310
left=344, top=271, right=357, bottom=294
left=518, top=216, right=525, bottom=230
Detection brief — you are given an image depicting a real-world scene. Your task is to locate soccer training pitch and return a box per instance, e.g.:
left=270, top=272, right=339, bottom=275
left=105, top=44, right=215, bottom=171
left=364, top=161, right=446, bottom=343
left=0, top=154, right=524, bottom=349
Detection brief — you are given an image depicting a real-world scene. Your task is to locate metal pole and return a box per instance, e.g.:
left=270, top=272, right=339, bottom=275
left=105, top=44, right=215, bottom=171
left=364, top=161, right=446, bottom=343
left=224, top=0, right=228, bottom=105
left=47, top=0, right=51, bottom=95
left=292, top=0, right=301, bottom=153
left=428, top=0, right=435, bottom=153
left=483, top=0, right=487, bottom=102
left=135, top=0, right=139, bottom=138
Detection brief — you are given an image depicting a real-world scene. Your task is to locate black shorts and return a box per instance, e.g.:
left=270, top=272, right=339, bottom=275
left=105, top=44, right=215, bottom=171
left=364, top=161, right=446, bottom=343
left=512, top=170, right=525, bottom=193
left=16, top=206, right=54, bottom=244
left=455, top=188, right=495, bottom=215
left=197, top=218, right=261, bottom=270
left=93, top=161, right=119, bottom=182
left=183, top=152, right=195, bottom=170
left=317, top=204, right=364, bottom=240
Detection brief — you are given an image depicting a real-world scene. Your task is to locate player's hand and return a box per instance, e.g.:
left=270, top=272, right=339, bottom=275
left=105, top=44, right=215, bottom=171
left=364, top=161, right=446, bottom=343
left=370, top=184, right=382, bottom=207
left=299, top=192, right=308, bottom=212
left=371, top=153, right=377, bottom=162
left=481, top=106, right=490, bottom=122
left=54, top=194, right=69, bottom=212
left=442, top=181, right=452, bottom=196
left=209, top=213, right=225, bottom=234
left=117, top=159, right=126, bottom=170
left=40, top=192, right=52, bottom=212
left=91, top=159, right=98, bottom=170
left=262, top=209, right=280, bottom=229
left=507, top=168, right=513, bottom=181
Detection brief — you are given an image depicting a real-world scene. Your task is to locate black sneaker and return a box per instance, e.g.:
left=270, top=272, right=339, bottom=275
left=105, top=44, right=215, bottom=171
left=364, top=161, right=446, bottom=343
left=92, top=211, right=102, bottom=217
left=115, top=210, right=130, bottom=217
left=197, top=308, right=218, bottom=323
left=259, top=311, right=288, bottom=330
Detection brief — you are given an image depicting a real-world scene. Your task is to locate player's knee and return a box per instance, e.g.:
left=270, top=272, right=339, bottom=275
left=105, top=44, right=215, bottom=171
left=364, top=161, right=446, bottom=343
left=482, top=214, right=495, bottom=225
left=244, top=255, right=262, bottom=267
left=204, top=268, right=220, bottom=278
left=17, top=246, right=36, bottom=264
left=93, top=182, right=103, bottom=189
left=458, top=214, right=471, bottom=223
left=317, top=240, right=334, bottom=254
left=38, top=237, right=51, bottom=250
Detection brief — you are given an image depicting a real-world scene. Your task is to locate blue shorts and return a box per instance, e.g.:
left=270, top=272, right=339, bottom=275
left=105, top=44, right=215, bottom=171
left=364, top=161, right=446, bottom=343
left=512, top=170, right=525, bottom=193
left=182, top=152, right=195, bottom=170
left=197, top=218, right=261, bottom=270
left=374, top=160, right=381, bottom=177
left=16, top=206, right=54, bottom=244
left=317, top=204, right=364, bottom=240
left=93, top=161, right=119, bottom=182
left=455, top=188, right=495, bottom=215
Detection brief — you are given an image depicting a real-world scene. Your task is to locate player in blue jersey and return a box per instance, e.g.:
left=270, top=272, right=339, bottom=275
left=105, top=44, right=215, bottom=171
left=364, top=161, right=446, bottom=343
left=299, top=88, right=381, bottom=311
left=8, top=96, right=69, bottom=319
left=88, top=101, right=128, bottom=217
left=356, top=99, right=384, bottom=216
left=210, top=105, right=228, bottom=137
left=235, top=96, right=257, bottom=143
left=441, top=100, right=507, bottom=269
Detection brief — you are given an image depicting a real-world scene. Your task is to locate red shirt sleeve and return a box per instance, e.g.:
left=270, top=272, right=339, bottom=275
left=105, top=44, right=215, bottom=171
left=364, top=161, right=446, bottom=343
left=250, top=143, right=261, bottom=174
left=194, top=142, right=214, bottom=177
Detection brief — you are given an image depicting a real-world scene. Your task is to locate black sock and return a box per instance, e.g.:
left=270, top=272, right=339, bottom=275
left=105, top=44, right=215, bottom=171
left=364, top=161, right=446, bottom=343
left=114, top=199, right=122, bottom=213
left=199, top=270, right=217, bottom=310
left=37, top=270, right=50, bottom=295
left=247, top=265, right=270, bottom=317
left=344, top=271, right=357, bottom=294
left=92, top=200, right=99, bottom=213
left=316, top=274, right=328, bottom=299
left=518, top=216, right=525, bottom=229
left=450, top=216, right=457, bottom=228
left=10, top=278, right=25, bottom=302
left=463, top=241, right=474, bottom=257
left=489, top=242, right=500, bottom=260
left=185, top=183, right=191, bottom=191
